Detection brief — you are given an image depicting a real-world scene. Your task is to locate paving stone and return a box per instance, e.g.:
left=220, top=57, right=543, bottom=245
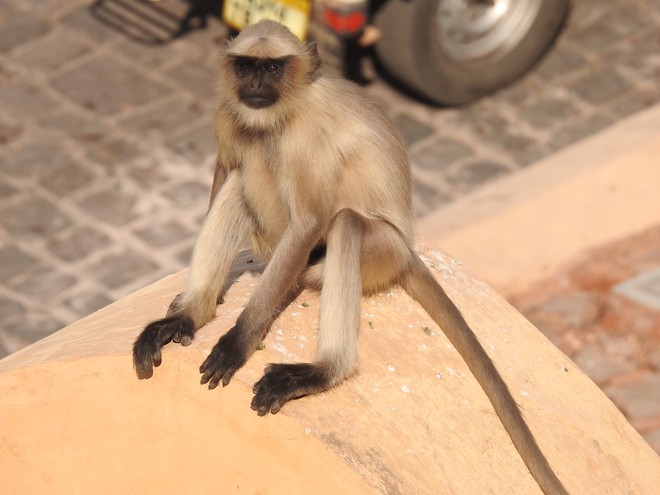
left=445, top=160, right=510, bottom=193
left=511, top=145, right=552, bottom=168
left=393, top=114, right=434, bottom=146
left=38, top=158, right=95, bottom=195
left=0, top=197, right=72, bottom=237
left=113, top=37, right=181, bottom=69
left=51, top=54, right=171, bottom=116
left=0, top=58, right=14, bottom=86
left=0, top=137, right=72, bottom=178
left=134, top=219, right=191, bottom=248
left=12, top=0, right=81, bottom=15
left=128, top=160, right=172, bottom=187
left=613, top=267, right=660, bottom=310
left=610, top=90, right=660, bottom=119
left=520, top=97, right=579, bottom=130
left=88, top=249, right=160, bottom=289
left=605, top=373, right=660, bottom=419
left=412, top=138, right=472, bottom=171
left=47, top=226, right=111, bottom=262
left=3, top=314, right=65, bottom=345
left=38, top=110, right=108, bottom=143
left=0, top=2, right=12, bottom=17
left=87, top=136, right=141, bottom=168
left=570, top=68, right=631, bottom=104
left=176, top=244, right=195, bottom=266
left=0, top=83, right=61, bottom=120
left=552, top=113, right=613, bottom=149
left=0, top=179, right=17, bottom=199
left=569, top=0, right=614, bottom=22
left=16, top=28, right=91, bottom=71
left=491, top=80, right=539, bottom=106
left=182, top=16, right=230, bottom=49
left=573, top=343, right=635, bottom=384
left=412, top=174, right=454, bottom=218
left=535, top=44, right=589, bottom=81
left=89, top=0, right=188, bottom=45
left=163, top=180, right=209, bottom=208
left=76, top=184, right=140, bottom=226
left=485, top=130, right=536, bottom=155
left=644, top=429, right=660, bottom=455
left=649, top=346, right=660, bottom=372
left=452, top=108, right=531, bottom=154
left=0, top=117, right=22, bottom=144
left=0, top=12, right=51, bottom=52
left=165, top=60, right=218, bottom=99
left=571, top=21, right=622, bottom=54
left=12, top=266, right=77, bottom=298
left=600, top=6, right=654, bottom=38
left=0, top=297, right=24, bottom=325
left=122, top=97, right=205, bottom=136
left=450, top=102, right=505, bottom=138
left=64, top=291, right=113, bottom=317
left=617, top=29, right=660, bottom=82
left=61, top=6, right=120, bottom=43
left=534, top=291, right=605, bottom=329
left=0, top=245, right=37, bottom=281
left=168, top=123, right=216, bottom=163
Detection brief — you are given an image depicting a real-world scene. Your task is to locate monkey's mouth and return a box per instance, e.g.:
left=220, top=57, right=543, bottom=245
left=242, top=96, right=277, bottom=109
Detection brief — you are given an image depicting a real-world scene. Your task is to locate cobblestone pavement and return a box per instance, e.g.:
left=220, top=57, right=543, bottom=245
left=512, top=226, right=660, bottom=454
left=0, top=0, right=659, bottom=450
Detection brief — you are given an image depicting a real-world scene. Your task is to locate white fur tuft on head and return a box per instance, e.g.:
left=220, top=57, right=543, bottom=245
left=226, top=20, right=303, bottom=59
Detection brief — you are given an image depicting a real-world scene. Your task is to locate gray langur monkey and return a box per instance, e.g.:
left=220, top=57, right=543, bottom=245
left=133, top=20, right=568, bottom=495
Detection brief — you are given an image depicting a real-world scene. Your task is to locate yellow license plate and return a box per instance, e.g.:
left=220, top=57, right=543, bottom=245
left=222, top=0, right=312, bottom=40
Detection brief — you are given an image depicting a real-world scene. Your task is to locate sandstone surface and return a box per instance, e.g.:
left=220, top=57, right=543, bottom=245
left=1, top=244, right=658, bottom=494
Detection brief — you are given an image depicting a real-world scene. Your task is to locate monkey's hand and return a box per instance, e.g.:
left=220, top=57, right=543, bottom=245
left=133, top=315, right=196, bottom=377
left=199, top=326, right=250, bottom=389
left=251, top=363, right=330, bottom=416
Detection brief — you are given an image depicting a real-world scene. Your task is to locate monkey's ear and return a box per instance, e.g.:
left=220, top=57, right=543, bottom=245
left=304, top=42, right=323, bottom=82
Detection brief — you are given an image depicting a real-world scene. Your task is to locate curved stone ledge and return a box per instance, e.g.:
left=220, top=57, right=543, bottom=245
left=1, top=242, right=658, bottom=494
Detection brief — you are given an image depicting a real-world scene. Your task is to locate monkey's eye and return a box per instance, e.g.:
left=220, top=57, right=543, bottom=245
left=265, top=63, right=280, bottom=75
left=237, top=62, right=253, bottom=75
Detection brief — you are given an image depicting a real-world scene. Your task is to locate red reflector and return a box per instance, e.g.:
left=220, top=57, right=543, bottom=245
left=324, top=8, right=367, bottom=36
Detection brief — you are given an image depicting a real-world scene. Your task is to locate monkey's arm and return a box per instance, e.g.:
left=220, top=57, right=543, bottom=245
left=200, top=218, right=323, bottom=389
left=133, top=172, right=253, bottom=375
left=208, top=155, right=227, bottom=211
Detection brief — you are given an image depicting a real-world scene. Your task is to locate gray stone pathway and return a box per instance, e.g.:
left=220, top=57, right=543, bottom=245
left=0, top=1, right=659, bottom=449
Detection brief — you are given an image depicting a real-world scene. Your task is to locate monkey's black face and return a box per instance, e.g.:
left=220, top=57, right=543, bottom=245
left=233, top=56, right=287, bottom=109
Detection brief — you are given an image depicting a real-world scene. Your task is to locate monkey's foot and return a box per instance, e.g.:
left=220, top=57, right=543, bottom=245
left=251, top=363, right=331, bottom=416
left=133, top=315, right=196, bottom=377
left=199, top=326, right=249, bottom=389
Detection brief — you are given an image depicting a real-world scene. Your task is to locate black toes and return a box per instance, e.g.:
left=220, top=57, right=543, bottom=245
left=199, top=326, right=248, bottom=389
left=132, top=315, right=195, bottom=377
left=251, top=363, right=331, bottom=416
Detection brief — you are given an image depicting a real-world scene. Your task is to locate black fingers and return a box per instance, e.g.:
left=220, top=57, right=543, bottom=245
left=251, top=363, right=331, bottom=416
left=132, top=315, right=196, bottom=377
left=199, top=326, right=250, bottom=389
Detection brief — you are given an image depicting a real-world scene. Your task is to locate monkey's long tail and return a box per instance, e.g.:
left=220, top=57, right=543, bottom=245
left=400, top=257, right=569, bottom=495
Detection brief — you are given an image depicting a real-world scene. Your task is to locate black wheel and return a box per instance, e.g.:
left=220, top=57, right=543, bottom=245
left=373, top=0, right=570, bottom=105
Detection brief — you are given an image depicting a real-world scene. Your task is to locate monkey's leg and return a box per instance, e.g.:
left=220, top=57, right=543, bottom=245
left=133, top=173, right=253, bottom=376
left=251, top=209, right=364, bottom=416
left=400, top=255, right=568, bottom=495
left=199, top=219, right=322, bottom=389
